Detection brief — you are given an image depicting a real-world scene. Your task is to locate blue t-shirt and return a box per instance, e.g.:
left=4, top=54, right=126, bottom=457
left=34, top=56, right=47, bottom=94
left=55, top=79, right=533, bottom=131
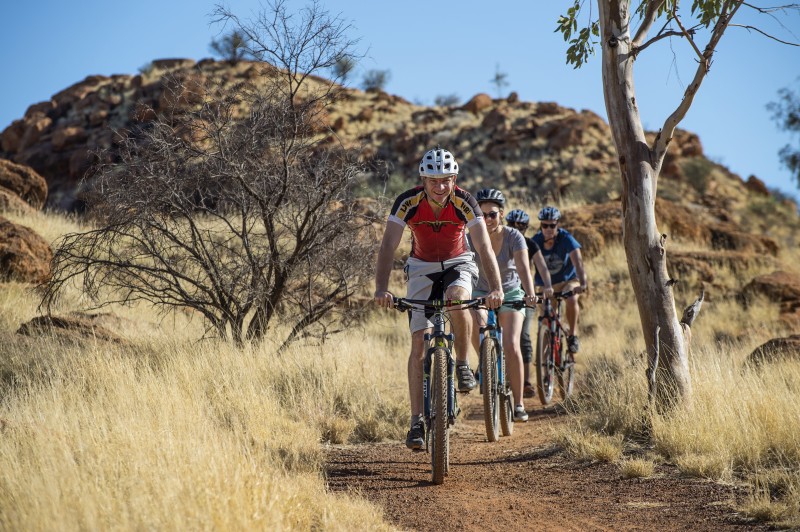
left=531, top=228, right=581, bottom=285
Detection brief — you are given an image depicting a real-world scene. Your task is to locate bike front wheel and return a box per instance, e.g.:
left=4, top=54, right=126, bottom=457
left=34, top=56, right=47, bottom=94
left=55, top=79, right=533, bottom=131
left=499, top=346, right=514, bottom=437
left=480, top=338, right=500, bottom=442
left=558, top=332, right=575, bottom=400
left=536, top=324, right=555, bottom=405
left=430, top=347, right=449, bottom=485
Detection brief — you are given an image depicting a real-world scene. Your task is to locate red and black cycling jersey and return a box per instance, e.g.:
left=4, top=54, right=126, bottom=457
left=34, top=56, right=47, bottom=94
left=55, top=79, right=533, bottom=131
left=388, top=185, right=483, bottom=262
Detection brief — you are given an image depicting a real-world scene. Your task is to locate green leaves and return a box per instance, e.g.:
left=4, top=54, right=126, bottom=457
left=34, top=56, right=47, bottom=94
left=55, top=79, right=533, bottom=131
left=691, top=0, right=725, bottom=27
left=557, top=0, right=599, bottom=68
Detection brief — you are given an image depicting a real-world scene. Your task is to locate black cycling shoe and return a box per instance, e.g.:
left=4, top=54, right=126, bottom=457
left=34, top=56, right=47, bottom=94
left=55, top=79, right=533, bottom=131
left=456, top=363, right=477, bottom=392
left=405, top=421, right=425, bottom=450
left=567, top=335, right=580, bottom=354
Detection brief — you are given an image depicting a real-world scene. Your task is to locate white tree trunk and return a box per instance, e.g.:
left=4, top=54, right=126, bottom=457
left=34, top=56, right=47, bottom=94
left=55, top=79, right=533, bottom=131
left=598, top=0, right=692, bottom=407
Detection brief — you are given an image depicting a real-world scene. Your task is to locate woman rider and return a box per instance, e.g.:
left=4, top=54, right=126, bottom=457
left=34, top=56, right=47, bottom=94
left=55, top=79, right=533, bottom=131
left=467, top=188, right=538, bottom=421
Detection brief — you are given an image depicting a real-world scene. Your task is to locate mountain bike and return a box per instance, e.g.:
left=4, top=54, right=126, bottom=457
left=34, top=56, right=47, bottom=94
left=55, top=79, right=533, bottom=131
left=477, top=304, right=524, bottom=442
left=393, top=296, right=484, bottom=485
left=535, top=290, right=576, bottom=405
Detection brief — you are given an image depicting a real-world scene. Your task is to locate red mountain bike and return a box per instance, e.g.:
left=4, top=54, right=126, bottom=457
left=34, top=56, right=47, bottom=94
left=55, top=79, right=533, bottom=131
left=535, top=290, right=576, bottom=405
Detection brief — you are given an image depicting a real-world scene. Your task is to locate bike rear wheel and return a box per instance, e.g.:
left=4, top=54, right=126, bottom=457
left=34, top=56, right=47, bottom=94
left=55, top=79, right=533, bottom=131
left=499, top=346, right=514, bottom=437
left=430, top=347, right=448, bottom=485
left=480, top=338, right=500, bottom=442
left=536, top=324, right=555, bottom=405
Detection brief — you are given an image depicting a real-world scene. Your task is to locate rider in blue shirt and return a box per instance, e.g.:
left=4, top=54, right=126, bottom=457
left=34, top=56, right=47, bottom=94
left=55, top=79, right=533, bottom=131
left=531, top=206, right=588, bottom=355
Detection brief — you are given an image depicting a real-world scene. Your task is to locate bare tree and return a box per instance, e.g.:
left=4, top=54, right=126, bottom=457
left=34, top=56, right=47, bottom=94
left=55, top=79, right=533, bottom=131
left=557, top=1, right=800, bottom=409
left=43, top=0, right=379, bottom=349
left=489, top=64, right=509, bottom=98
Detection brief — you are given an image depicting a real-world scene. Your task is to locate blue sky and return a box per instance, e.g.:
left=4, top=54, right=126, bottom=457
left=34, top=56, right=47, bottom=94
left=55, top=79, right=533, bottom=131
left=2, top=1, right=799, bottom=197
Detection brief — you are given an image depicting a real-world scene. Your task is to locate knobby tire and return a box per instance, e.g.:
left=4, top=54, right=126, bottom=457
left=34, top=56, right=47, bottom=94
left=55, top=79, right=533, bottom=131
left=499, top=342, right=514, bottom=437
left=558, top=327, right=575, bottom=400
left=536, top=324, right=555, bottom=405
left=480, top=338, right=499, bottom=442
left=431, top=347, right=448, bottom=485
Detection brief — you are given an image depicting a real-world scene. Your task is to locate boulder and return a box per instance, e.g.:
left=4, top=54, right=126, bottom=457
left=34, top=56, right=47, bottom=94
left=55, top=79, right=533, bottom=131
left=744, top=175, right=770, bottom=196
left=0, top=216, right=52, bottom=283
left=462, top=93, right=492, bottom=114
left=0, top=187, right=35, bottom=215
left=746, top=335, right=800, bottom=367
left=742, top=271, right=800, bottom=303
left=0, top=158, right=48, bottom=209
left=17, top=314, right=123, bottom=344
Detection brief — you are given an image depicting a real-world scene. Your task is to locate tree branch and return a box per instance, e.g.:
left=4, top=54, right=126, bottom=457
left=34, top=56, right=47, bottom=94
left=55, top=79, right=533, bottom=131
left=632, top=0, right=668, bottom=48
left=671, top=1, right=708, bottom=70
left=729, top=24, right=800, bottom=45
left=654, top=1, right=745, bottom=166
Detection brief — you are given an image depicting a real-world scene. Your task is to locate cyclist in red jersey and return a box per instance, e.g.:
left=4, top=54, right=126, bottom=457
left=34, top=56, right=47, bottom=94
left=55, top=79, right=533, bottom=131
left=374, top=148, right=503, bottom=450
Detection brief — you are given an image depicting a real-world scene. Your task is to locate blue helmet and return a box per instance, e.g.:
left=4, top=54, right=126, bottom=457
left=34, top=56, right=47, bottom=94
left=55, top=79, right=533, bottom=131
left=505, top=209, right=530, bottom=225
left=538, top=206, right=561, bottom=221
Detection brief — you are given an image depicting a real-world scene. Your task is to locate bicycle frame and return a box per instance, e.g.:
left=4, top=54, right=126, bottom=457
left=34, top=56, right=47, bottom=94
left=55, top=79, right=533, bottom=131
left=394, top=298, right=484, bottom=432
left=539, top=292, right=572, bottom=370
left=478, top=309, right=505, bottom=398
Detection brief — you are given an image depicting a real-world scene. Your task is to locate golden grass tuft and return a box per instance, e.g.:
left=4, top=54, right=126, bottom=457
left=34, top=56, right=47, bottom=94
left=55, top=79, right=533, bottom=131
left=620, top=458, right=656, bottom=479
left=556, top=424, right=624, bottom=463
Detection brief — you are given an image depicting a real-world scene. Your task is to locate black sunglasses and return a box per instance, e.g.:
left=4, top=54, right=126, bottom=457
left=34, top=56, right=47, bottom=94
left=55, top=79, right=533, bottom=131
left=541, top=222, right=557, bottom=229
left=509, top=222, right=529, bottom=229
left=482, top=211, right=500, bottom=219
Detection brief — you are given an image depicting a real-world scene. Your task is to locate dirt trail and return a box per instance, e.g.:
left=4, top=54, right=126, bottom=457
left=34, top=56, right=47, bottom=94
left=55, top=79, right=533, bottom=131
left=325, top=393, right=765, bottom=531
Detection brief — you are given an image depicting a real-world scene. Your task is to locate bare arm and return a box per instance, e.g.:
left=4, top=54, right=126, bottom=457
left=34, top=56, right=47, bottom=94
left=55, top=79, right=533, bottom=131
left=531, top=250, right=554, bottom=299
left=469, top=220, right=504, bottom=308
left=374, top=221, right=404, bottom=308
left=513, top=247, right=537, bottom=305
left=570, top=248, right=588, bottom=294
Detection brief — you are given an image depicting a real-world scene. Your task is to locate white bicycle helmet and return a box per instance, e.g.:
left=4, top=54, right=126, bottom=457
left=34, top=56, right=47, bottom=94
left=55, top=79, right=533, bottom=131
left=419, top=148, right=459, bottom=177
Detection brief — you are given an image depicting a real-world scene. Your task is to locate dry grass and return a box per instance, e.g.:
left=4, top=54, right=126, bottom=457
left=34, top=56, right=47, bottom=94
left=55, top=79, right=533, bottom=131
left=620, top=458, right=656, bottom=479
left=0, top=227, right=408, bottom=531
left=562, top=241, right=800, bottom=526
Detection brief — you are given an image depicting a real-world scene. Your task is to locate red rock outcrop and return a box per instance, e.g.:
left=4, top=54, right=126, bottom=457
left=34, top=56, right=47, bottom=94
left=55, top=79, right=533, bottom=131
left=0, top=216, right=52, bottom=283
left=0, top=159, right=47, bottom=209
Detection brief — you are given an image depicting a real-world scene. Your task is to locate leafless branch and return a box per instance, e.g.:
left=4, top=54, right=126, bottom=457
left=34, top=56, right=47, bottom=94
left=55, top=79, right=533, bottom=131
left=729, top=24, right=800, bottom=45
left=671, top=1, right=708, bottom=70
left=654, top=1, right=745, bottom=166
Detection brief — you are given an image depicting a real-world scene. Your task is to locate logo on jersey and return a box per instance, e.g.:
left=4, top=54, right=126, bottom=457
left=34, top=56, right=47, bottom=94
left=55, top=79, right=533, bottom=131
left=413, top=220, right=459, bottom=233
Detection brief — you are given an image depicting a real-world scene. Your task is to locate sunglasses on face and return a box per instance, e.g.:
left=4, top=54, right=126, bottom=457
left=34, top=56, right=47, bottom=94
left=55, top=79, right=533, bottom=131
left=482, top=211, right=500, bottom=219
left=541, top=222, right=557, bottom=229
left=510, top=222, right=529, bottom=230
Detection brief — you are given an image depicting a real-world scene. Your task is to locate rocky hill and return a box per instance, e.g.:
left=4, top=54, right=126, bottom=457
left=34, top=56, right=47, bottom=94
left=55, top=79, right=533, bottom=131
left=2, top=57, right=800, bottom=325
left=1, top=58, right=787, bottom=213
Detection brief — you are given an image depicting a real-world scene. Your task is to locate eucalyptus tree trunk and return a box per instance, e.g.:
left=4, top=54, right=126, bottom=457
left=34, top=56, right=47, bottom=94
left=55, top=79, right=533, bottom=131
left=598, top=1, right=692, bottom=408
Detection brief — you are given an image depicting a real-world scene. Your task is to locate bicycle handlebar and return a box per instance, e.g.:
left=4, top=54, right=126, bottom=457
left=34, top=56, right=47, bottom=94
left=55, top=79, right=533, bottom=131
left=392, top=296, right=486, bottom=312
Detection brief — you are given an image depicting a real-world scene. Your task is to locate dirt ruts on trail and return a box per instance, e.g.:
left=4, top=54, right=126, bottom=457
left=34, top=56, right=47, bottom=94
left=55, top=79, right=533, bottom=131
left=325, top=394, right=766, bottom=531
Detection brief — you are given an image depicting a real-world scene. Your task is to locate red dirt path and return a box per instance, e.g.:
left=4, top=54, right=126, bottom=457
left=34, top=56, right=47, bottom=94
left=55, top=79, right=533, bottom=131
left=325, top=394, right=767, bottom=531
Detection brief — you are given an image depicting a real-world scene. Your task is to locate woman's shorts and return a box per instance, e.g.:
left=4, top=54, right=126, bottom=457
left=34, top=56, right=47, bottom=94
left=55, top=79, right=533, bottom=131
left=404, top=252, right=479, bottom=332
left=473, top=286, right=526, bottom=315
